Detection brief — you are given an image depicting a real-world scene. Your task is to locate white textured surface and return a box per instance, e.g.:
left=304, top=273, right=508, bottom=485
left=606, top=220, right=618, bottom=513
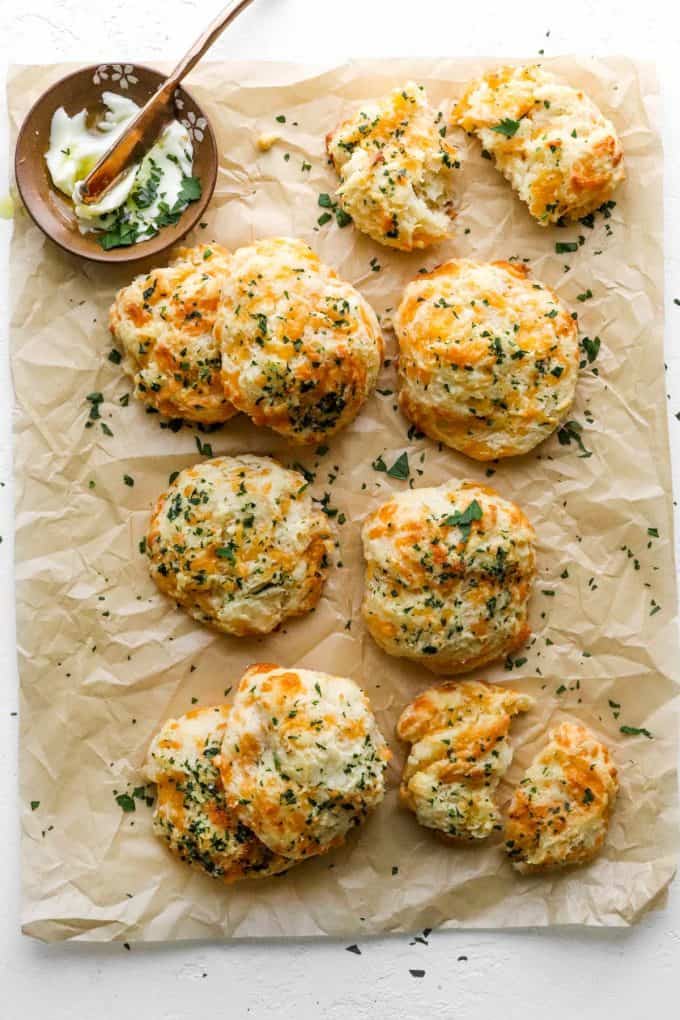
left=0, top=0, right=679, bottom=1015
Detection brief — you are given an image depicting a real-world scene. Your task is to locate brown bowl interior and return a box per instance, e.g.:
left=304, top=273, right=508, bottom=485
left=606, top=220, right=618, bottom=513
left=14, top=63, right=218, bottom=264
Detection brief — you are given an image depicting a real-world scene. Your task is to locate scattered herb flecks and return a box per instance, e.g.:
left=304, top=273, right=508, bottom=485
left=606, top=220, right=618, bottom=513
left=557, top=419, right=592, bottom=458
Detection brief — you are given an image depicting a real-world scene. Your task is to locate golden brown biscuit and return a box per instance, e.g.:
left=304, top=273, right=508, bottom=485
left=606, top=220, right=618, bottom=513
left=504, top=721, right=618, bottom=872
left=109, top=244, right=236, bottom=423
left=454, top=64, right=624, bottom=224
left=395, top=258, right=579, bottom=460
left=146, top=455, right=334, bottom=636
left=220, top=664, right=390, bottom=861
left=326, top=82, right=459, bottom=251
left=361, top=481, right=536, bottom=674
left=397, top=680, right=534, bottom=841
left=144, top=705, right=292, bottom=882
left=214, top=237, right=383, bottom=444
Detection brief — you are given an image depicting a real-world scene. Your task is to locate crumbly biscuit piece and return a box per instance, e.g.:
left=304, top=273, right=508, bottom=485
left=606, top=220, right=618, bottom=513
left=326, top=82, right=459, bottom=251
left=397, top=680, right=534, bottom=840
left=454, top=64, right=624, bottom=224
left=504, top=721, right=618, bottom=872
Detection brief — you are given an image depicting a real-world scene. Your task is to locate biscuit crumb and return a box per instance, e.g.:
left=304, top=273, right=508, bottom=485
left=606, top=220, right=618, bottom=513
left=257, top=132, right=280, bottom=152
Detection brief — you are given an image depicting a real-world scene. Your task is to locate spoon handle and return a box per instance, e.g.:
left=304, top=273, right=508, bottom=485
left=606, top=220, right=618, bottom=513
left=165, top=0, right=256, bottom=92
left=79, top=0, right=256, bottom=203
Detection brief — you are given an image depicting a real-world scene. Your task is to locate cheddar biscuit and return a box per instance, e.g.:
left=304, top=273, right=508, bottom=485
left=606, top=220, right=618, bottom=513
left=144, top=705, right=292, bottom=882
left=220, top=664, right=390, bottom=861
left=109, top=244, right=236, bottom=424
left=454, top=64, right=624, bottom=224
left=326, top=82, right=459, bottom=251
left=395, top=258, right=579, bottom=460
left=397, top=680, right=534, bottom=841
left=504, top=721, right=618, bottom=872
left=361, top=481, right=536, bottom=674
left=146, top=455, right=334, bottom=636
left=215, top=237, right=383, bottom=444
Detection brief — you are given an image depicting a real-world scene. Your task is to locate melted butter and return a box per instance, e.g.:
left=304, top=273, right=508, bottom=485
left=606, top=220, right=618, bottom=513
left=0, top=194, right=14, bottom=219
left=45, top=91, right=198, bottom=249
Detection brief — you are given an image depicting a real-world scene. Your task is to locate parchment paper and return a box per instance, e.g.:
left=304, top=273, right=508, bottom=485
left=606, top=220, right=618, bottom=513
left=9, top=57, right=679, bottom=941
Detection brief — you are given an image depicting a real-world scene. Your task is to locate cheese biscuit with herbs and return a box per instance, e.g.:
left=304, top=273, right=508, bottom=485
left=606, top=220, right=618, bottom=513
left=144, top=705, right=292, bottom=882
left=454, top=64, right=624, bottom=224
left=146, top=455, right=334, bottom=636
left=361, top=481, right=536, bottom=674
left=397, top=680, right=534, bottom=841
left=214, top=237, right=383, bottom=444
left=109, top=244, right=236, bottom=424
left=326, top=82, right=459, bottom=251
left=220, top=664, right=390, bottom=861
left=395, top=258, right=579, bottom=460
left=504, top=721, right=618, bottom=873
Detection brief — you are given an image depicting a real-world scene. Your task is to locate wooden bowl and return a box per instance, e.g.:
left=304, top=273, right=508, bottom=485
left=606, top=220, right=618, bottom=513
left=14, top=63, right=218, bottom=264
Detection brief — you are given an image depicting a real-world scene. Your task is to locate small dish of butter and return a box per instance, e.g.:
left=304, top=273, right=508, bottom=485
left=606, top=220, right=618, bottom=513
left=15, top=64, right=217, bottom=263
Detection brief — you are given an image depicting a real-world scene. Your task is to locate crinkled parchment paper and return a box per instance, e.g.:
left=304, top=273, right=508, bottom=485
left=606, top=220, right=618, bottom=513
left=9, top=57, right=678, bottom=941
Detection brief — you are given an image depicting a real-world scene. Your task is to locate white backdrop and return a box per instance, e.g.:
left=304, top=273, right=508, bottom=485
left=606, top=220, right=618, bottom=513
left=1, top=1, right=679, bottom=1017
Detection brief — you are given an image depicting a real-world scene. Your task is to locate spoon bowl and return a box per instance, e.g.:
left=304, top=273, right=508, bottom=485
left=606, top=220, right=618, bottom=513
left=14, top=63, right=218, bottom=264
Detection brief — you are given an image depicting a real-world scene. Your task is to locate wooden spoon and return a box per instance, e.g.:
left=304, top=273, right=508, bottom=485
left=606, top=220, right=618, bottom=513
left=78, top=0, right=255, bottom=204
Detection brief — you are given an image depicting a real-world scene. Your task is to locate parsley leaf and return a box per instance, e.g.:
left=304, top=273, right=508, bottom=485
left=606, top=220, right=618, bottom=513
left=557, top=419, right=592, bottom=458
left=195, top=436, right=213, bottom=457
left=580, top=336, right=601, bottom=364
left=491, top=118, right=521, bottom=138
left=176, top=175, right=202, bottom=204
left=216, top=543, right=237, bottom=563
left=99, top=218, right=140, bottom=251
left=443, top=499, right=483, bottom=541
left=115, top=793, right=136, bottom=812
left=620, top=725, right=653, bottom=739
left=386, top=452, right=410, bottom=480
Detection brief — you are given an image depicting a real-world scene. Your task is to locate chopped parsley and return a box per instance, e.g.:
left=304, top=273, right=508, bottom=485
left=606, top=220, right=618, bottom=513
left=443, top=499, right=483, bottom=541
left=115, top=793, right=136, bottom=812
left=372, top=452, right=411, bottom=479
left=195, top=436, right=213, bottom=457
left=216, top=543, right=237, bottom=563
left=620, top=725, right=653, bottom=739
left=557, top=419, right=592, bottom=458
left=491, top=118, right=521, bottom=138
left=316, top=192, right=351, bottom=228
left=386, top=452, right=410, bottom=480
left=580, top=336, right=601, bottom=364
